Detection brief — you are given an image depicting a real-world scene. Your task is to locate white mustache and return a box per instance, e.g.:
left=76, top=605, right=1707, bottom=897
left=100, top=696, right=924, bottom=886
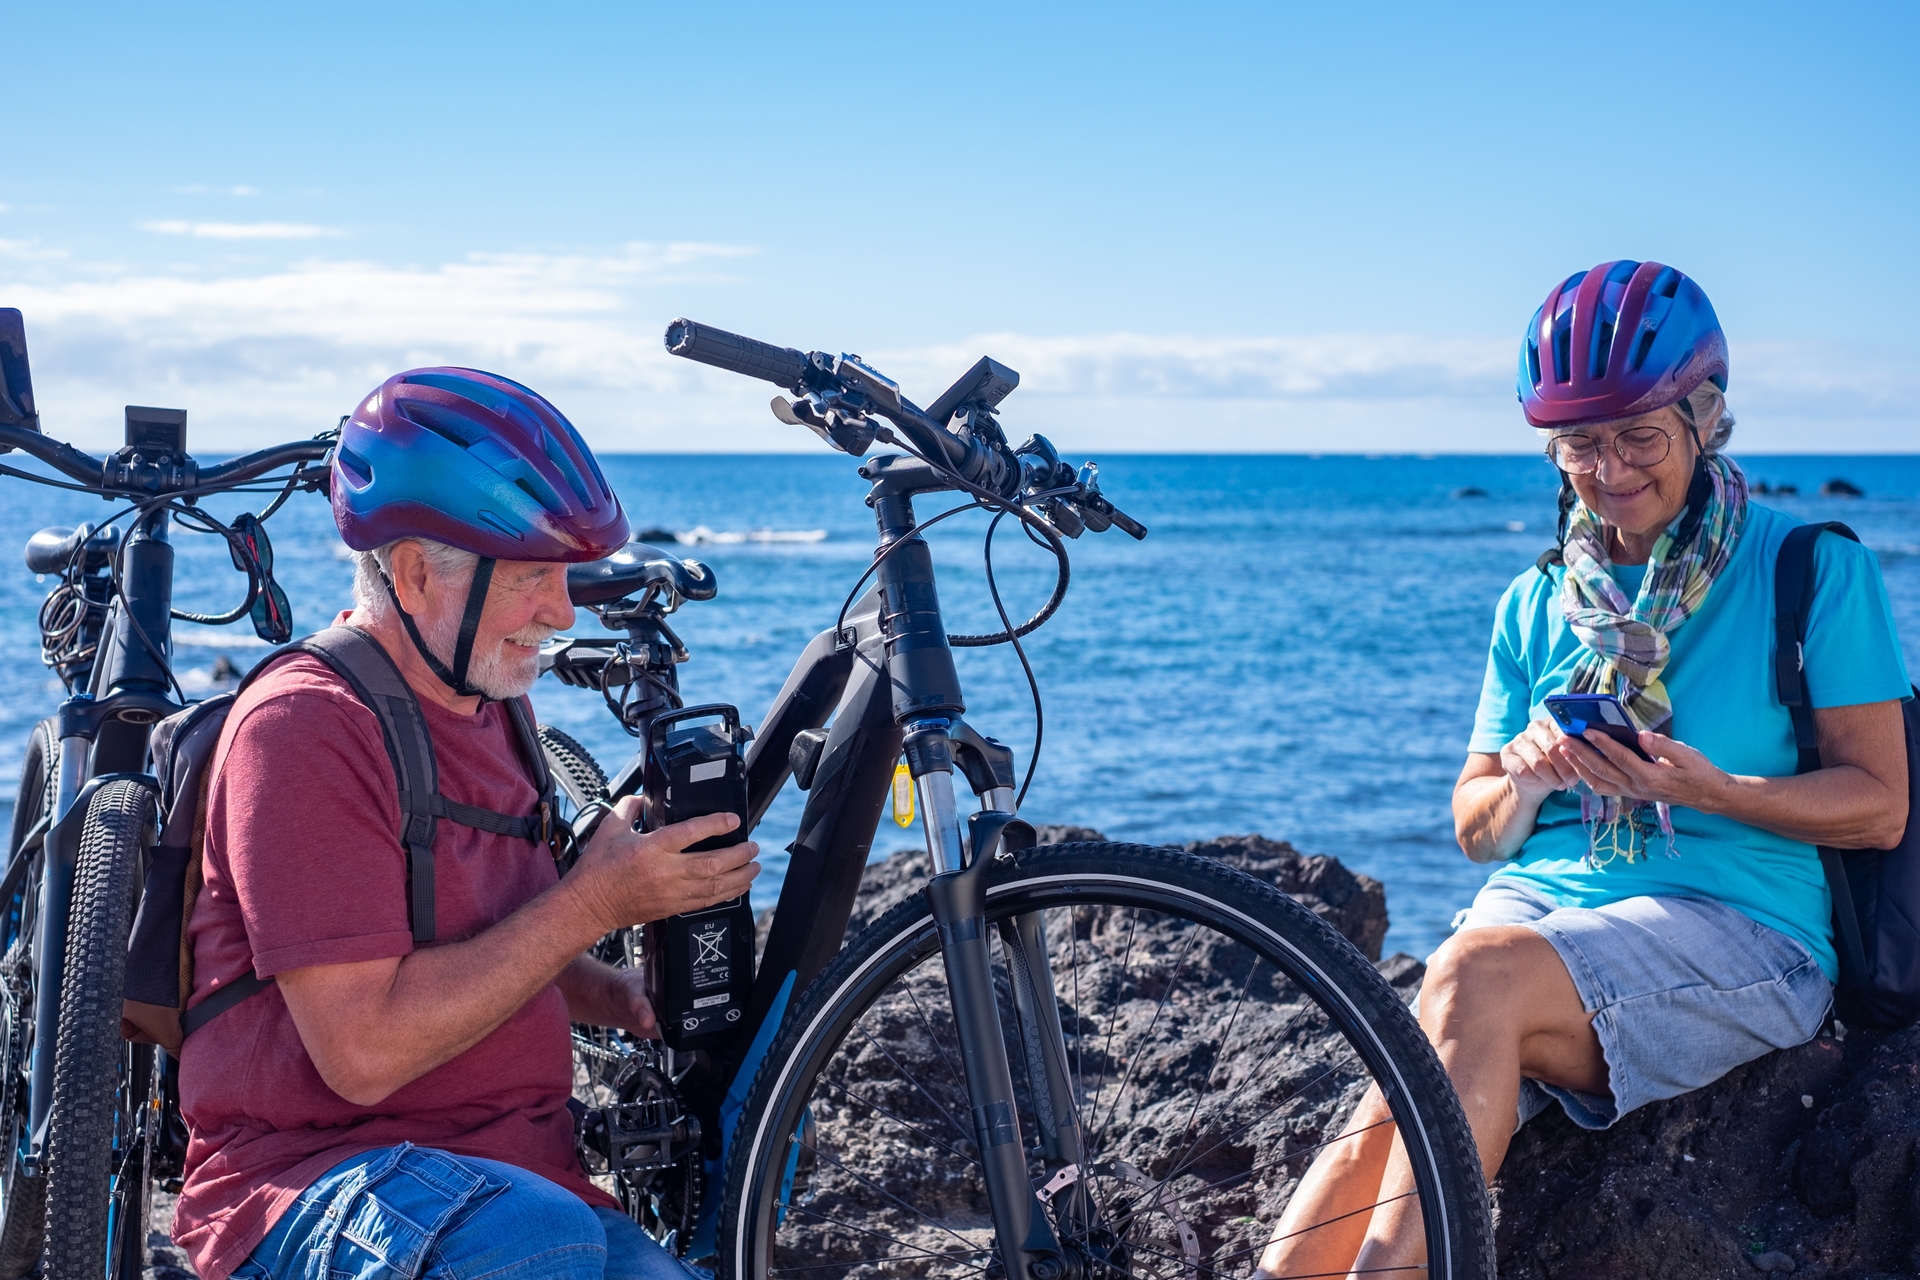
left=503, top=624, right=557, bottom=648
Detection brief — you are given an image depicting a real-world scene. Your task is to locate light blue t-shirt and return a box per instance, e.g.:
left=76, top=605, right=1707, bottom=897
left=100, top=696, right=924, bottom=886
left=1468, top=503, right=1912, bottom=981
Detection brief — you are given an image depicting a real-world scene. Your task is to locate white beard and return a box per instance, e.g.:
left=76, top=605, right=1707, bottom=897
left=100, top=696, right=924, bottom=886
left=420, top=611, right=554, bottom=701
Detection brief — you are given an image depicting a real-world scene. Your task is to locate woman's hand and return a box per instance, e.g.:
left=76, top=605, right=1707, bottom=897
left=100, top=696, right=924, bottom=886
left=1557, top=728, right=1730, bottom=809
left=1499, top=718, right=1581, bottom=802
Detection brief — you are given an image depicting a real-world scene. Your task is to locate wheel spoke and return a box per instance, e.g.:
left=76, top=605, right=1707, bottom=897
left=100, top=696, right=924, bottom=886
left=1087, top=919, right=1201, bottom=1154
left=819, top=1075, right=977, bottom=1165
left=846, top=1021, right=973, bottom=1150
left=794, top=1141, right=989, bottom=1256
left=775, top=1202, right=990, bottom=1274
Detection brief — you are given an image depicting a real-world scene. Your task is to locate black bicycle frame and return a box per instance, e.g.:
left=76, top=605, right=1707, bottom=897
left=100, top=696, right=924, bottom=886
left=678, top=453, right=1083, bottom=1279
left=23, top=506, right=179, bottom=1170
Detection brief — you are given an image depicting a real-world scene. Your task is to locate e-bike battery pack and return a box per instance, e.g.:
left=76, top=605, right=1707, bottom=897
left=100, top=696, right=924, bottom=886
left=642, top=704, right=756, bottom=1051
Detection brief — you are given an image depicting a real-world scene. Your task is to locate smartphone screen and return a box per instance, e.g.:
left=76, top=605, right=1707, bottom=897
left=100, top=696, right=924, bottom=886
left=1543, top=693, right=1652, bottom=762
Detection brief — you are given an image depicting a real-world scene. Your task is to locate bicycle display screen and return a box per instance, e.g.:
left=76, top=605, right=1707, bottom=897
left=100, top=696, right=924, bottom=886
left=125, top=406, right=187, bottom=456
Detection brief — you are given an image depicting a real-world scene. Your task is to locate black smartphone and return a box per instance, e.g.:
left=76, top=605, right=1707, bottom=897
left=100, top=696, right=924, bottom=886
left=1543, top=692, right=1653, bottom=762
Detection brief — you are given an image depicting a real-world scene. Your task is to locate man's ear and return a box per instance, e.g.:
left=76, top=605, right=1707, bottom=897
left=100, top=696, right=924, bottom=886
left=386, top=540, right=435, bottom=616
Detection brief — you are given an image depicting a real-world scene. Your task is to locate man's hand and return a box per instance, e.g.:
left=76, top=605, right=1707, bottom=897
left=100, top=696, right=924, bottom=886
left=562, top=798, right=760, bottom=935
left=559, top=956, right=658, bottom=1037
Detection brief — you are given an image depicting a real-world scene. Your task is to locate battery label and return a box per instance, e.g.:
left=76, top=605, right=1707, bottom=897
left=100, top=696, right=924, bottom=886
left=688, top=919, right=732, bottom=991
left=693, top=992, right=731, bottom=1009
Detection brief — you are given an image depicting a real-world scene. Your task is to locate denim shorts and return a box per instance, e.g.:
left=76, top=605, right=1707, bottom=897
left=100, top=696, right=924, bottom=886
left=232, top=1144, right=703, bottom=1280
left=1452, top=880, right=1833, bottom=1130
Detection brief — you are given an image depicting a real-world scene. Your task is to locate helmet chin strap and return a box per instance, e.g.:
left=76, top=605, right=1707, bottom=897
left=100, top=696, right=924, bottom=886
left=379, top=557, right=498, bottom=700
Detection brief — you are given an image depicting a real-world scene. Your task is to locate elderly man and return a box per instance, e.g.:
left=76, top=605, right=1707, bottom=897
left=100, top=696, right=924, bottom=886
left=172, top=369, right=756, bottom=1280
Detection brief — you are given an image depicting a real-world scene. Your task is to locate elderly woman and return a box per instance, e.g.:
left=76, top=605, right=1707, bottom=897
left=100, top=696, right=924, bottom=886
left=1258, top=261, right=1911, bottom=1278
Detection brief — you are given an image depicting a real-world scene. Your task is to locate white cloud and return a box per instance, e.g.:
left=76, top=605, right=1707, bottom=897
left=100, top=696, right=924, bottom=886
left=0, top=239, right=69, bottom=263
left=2, top=239, right=1912, bottom=454
left=138, top=220, right=342, bottom=240
left=229, top=186, right=260, bottom=197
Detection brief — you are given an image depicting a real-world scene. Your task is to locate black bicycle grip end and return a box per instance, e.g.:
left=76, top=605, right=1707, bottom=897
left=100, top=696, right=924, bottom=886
left=664, top=319, right=811, bottom=391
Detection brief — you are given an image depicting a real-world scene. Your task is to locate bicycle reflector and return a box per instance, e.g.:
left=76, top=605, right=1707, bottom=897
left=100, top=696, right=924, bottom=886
left=641, top=704, right=756, bottom=1051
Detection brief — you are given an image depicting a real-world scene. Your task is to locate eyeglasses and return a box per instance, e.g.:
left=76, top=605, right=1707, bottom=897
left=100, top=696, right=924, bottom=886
left=1545, top=425, right=1676, bottom=475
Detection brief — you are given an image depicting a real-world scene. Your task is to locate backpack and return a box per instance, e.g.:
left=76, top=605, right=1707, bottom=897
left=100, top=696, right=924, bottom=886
left=122, top=625, right=560, bottom=1052
left=1774, top=521, right=1920, bottom=1030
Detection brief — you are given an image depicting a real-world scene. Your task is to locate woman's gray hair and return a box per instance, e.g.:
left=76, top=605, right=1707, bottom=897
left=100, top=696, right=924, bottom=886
left=1678, top=381, right=1735, bottom=453
left=350, top=539, right=480, bottom=622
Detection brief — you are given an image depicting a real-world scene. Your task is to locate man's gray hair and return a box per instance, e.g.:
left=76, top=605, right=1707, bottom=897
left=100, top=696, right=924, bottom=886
left=351, top=539, right=480, bottom=622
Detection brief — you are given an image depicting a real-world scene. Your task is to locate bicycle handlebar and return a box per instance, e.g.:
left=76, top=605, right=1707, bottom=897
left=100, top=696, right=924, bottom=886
left=664, top=319, right=813, bottom=391
left=664, top=318, right=1148, bottom=541
left=197, top=440, right=333, bottom=487
left=0, top=421, right=331, bottom=496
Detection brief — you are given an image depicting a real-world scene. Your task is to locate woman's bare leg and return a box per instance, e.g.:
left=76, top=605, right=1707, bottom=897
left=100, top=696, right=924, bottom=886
left=1253, top=1085, right=1397, bottom=1276
left=1255, top=926, right=1607, bottom=1278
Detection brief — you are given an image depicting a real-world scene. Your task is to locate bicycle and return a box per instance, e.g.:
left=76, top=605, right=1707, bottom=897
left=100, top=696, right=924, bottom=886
left=0, top=309, right=338, bottom=1278
left=520, top=319, right=1496, bottom=1279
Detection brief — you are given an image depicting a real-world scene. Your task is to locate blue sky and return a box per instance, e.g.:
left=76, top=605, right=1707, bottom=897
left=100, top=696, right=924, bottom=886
left=2, top=1, right=1914, bottom=453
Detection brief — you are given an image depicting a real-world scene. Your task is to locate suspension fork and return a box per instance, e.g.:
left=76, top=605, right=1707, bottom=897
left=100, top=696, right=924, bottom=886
left=917, top=773, right=1070, bottom=1280
left=949, top=721, right=1088, bottom=1172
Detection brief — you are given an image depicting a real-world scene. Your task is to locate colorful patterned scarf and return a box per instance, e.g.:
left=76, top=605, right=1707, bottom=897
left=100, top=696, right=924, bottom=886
left=1558, top=451, right=1749, bottom=865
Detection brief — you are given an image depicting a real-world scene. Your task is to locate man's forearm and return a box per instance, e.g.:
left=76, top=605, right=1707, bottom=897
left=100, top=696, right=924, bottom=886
left=278, top=876, right=610, bottom=1106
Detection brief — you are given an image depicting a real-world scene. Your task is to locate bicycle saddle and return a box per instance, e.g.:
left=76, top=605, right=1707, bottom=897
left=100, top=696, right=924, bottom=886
left=566, top=541, right=717, bottom=606
left=24, top=524, right=116, bottom=576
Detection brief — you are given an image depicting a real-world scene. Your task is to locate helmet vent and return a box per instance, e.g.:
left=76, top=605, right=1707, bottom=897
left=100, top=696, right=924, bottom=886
left=1552, top=322, right=1572, bottom=384
left=542, top=429, right=595, bottom=510
left=398, top=399, right=480, bottom=448
left=1628, top=326, right=1659, bottom=373
left=337, top=444, right=373, bottom=486
left=1592, top=319, right=1617, bottom=380
left=1526, top=338, right=1542, bottom=389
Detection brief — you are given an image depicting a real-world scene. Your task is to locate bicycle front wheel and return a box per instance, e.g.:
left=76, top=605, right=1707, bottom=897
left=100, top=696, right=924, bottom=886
left=721, top=841, right=1493, bottom=1280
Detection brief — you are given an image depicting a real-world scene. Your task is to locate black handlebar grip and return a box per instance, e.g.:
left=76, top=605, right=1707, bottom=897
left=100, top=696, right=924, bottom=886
left=663, top=318, right=811, bottom=390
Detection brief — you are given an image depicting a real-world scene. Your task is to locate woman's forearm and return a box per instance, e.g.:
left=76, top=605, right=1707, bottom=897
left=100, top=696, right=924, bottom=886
left=1698, top=764, right=1907, bottom=849
left=1454, top=773, right=1548, bottom=863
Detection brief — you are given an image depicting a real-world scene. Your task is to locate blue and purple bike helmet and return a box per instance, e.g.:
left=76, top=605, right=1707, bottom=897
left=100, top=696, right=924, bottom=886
left=1518, top=260, right=1728, bottom=428
left=330, top=368, right=630, bottom=695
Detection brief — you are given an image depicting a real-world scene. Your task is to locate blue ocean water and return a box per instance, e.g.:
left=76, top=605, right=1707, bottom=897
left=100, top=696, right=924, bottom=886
left=2, top=453, right=1915, bottom=959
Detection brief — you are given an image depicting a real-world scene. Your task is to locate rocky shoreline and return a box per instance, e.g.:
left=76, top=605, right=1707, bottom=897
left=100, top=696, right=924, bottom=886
left=143, top=833, right=1920, bottom=1279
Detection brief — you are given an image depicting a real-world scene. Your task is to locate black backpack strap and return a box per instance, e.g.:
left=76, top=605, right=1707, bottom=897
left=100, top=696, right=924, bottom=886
left=1774, top=521, right=1869, bottom=987
left=180, top=968, right=275, bottom=1038
left=501, top=696, right=557, bottom=850
left=286, top=626, right=443, bottom=943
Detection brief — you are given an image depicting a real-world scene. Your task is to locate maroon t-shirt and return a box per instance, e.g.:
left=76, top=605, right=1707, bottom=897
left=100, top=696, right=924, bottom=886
left=173, top=651, right=616, bottom=1280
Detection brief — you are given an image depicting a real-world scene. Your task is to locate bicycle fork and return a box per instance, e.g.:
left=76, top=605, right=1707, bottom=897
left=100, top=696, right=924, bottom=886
left=909, top=724, right=1086, bottom=1280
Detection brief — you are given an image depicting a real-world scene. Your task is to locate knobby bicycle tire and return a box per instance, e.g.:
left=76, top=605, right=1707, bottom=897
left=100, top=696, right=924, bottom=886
left=42, top=779, right=155, bottom=1280
left=720, top=841, right=1494, bottom=1280
left=0, top=722, right=54, bottom=1279
left=540, top=723, right=610, bottom=809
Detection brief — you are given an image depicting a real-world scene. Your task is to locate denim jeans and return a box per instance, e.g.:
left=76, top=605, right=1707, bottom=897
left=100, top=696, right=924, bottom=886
left=232, top=1144, right=703, bottom=1280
